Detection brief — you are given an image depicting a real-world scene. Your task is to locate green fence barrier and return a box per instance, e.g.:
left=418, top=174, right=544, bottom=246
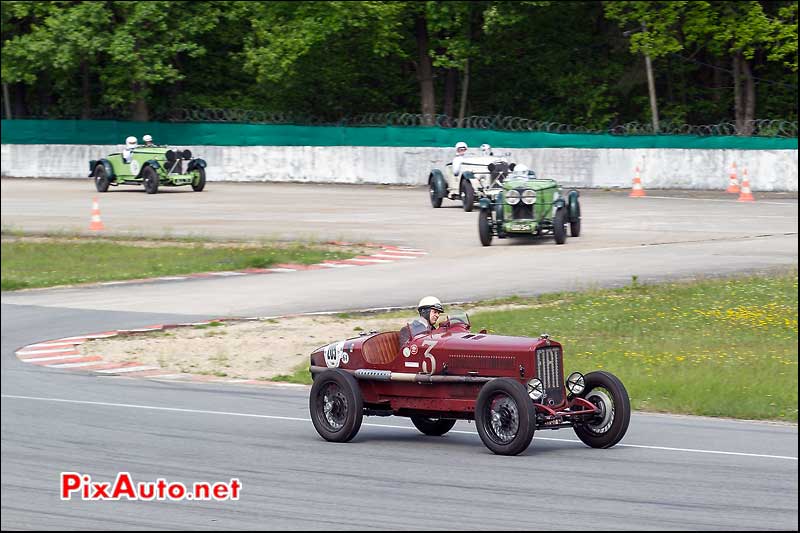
left=2, top=119, right=797, bottom=150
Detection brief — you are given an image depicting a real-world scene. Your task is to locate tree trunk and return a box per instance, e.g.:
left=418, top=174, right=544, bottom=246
left=2, top=83, right=12, bottom=120
left=443, top=68, right=457, bottom=125
left=414, top=14, right=435, bottom=125
left=742, top=56, right=755, bottom=135
left=732, top=52, right=743, bottom=134
left=131, top=81, right=149, bottom=122
left=458, top=58, right=470, bottom=127
left=81, top=60, right=91, bottom=119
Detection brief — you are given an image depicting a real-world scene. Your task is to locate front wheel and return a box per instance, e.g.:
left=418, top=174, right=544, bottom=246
left=410, top=416, right=457, bottom=436
left=191, top=167, right=206, bottom=192
left=478, top=209, right=493, bottom=246
left=93, top=165, right=109, bottom=193
left=142, top=166, right=159, bottom=194
left=573, top=371, right=630, bottom=449
left=476, top=378, right=535, bottom=455
left=570, top=217, right=581, bottom=237
left=309, top=369, right=364, bottom=443
left=429, top=179, right=442, bottom=208
left=553, top=207, right=567, bottom=244
left=460, top=180, right=475, bottom=212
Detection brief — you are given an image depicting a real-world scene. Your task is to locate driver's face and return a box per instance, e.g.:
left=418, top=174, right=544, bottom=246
left=429, top=309, right=440, bottom=325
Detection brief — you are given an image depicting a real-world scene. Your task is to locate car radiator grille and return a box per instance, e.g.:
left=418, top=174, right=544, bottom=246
left=511, top=203, right=533, bottom=219
left=535, top=346, right=564, bottom=405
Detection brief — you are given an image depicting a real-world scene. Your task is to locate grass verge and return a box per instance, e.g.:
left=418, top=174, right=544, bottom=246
left=273, top=270, right=797, bottom=422
left=1, top=235, right=359, bottom=290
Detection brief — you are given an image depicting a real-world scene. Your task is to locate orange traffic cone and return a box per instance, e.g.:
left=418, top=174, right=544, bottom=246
left=737, top=169, right=755, bottom=202
left=629, top=166, right=646, bottom=197
left=88, top=197, right=105, bottom=230
left=726, top=162, right=740, bottom=193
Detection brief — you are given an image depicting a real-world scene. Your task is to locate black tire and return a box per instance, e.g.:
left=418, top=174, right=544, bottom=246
left=475, top=378, right=535, bottom=456
left=478, top=208, right=493, bottom=246
left=570, top=217, right=581, bottom=237
left=460, top=179, right=475, bottom=212
left=429, top=178, right=442, bottom=208
left=93, top=164, right=109, bottom=193
left=553, top=207, right=567, bottom=244
left=191, top=166, right=206, bottom=192
left=142, top=165, right=159, bottom=194
left=309, top=369, right=364, bottom=443
left=573, top=371, right=631, bottom=449
left=410, top=416, right=457, bottom=436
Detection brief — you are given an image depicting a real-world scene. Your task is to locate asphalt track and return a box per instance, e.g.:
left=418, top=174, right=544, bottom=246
left=1, top=179, right=798, bottom=530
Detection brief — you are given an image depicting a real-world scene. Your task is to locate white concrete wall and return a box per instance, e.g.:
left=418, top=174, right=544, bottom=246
left=2, top=143, right=797, bottom=191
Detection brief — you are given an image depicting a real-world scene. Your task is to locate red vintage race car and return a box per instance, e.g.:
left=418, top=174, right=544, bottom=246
left=308, top=311, right=630, bottom=455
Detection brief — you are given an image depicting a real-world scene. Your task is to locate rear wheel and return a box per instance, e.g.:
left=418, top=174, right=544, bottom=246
left=476, top=378, right=535, bottom=455
left=478, top=209, right=493, bottom=246
left=460, top=180, right=475, bottom=212
left=554, top=208, right=567, bottom=244
left=93, top=165, right=109, bottom=193
left=142, top=166, right=159, bottom=194
left=573, top=371, right=630, bottom=449
left=410, top=416, right=457, bottom=436
left=309, top=369, right=364, bottom=443
left=191, top=167, right=206, bottom=192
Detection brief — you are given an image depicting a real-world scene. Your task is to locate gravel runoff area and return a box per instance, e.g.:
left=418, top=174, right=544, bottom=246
left=77, top=305, right=530, bottom=381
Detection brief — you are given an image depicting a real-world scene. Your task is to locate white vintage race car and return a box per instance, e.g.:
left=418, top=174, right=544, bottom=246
left=428, top=155, right=513, bottom=212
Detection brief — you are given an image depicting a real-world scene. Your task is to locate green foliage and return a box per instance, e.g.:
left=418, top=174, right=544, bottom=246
left=1, top=1, right=796, bottom=124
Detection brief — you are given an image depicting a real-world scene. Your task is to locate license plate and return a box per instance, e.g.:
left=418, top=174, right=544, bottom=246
left=510, top=224, right=531, bottom=231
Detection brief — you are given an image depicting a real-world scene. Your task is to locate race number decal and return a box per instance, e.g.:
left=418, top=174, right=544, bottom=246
left=324, top=341, right=349, bottom=368
left=421, top=340, right=437, bottom=374
left=129, top=160, right=140, bottom=175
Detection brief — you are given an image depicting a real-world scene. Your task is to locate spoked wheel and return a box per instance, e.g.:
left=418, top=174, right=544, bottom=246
left=309, top=369, right=363, bottom=443
left=570, top=217, right=581, bottom=237
left=476, top=378, right=535, bottom=455
left=460, top=180, right=475, bottom=212
left=573, top=371, right=630, bottom=448
left=191, top=167, right=206, bottom=192
left=93, top=165, right=110, bottom=193
left=478, top=209, right=493, bottom=246
left=553, top=207, right=567, bottom=244
left=410, top=416, right=457, bottom=436
left=429, top=179, right=442, bottom=208
left=142, top=166, right=159, bottom=194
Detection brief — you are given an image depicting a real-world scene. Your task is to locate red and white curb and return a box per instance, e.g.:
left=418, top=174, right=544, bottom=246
left=93, top=244, right=428, bottom=287
left=14, top=319, right=310, bottom=388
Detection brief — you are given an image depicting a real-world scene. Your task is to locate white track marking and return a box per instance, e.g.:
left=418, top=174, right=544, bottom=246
left=16, top=347, right=77, bottom=356
left=2, top=394, right=795, bottom=461
left=20, top=354, right=82, bottom=363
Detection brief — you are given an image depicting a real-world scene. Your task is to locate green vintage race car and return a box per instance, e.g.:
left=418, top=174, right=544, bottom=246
left=89, top=146, right=207, bottom=194
left=478, top=165, right=581, bottom=246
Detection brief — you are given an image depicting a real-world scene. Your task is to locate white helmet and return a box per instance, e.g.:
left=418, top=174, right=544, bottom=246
left=143, top=134, right=153, bottom=143
left=513, top=163, right=530, bottom=174
left=125, top=136, right=137, bottom=147
left=417, top=296, right=443, bottom=312
left=480, top=143, right=491, bottom=153
left=455, top=141, right=467, bottom=151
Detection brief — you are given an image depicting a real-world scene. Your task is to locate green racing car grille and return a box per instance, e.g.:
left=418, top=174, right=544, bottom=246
left=511, top=203, right=533, bottom=220
left=535, top=346, right=564, bottom=405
